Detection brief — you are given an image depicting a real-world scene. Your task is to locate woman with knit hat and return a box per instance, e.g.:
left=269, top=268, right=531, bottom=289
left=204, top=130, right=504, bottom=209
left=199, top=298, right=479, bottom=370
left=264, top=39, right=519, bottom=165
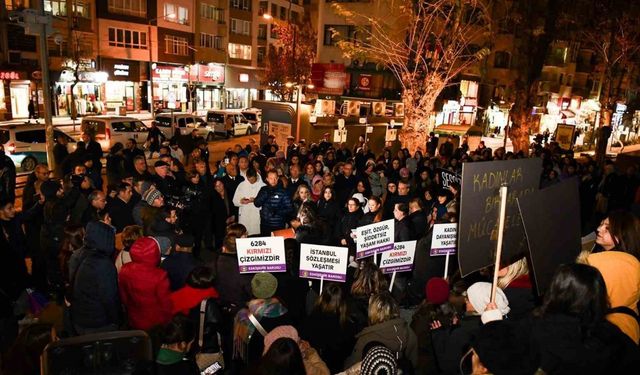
left=430, top=282, right=510, bottom=374
left=119, top=236, right=173, bottom=331
left=233, top=272, right=291, bottom=366
left=410, top=277, right=457, bottom=375
left=260, top=325, right=329, bottom=375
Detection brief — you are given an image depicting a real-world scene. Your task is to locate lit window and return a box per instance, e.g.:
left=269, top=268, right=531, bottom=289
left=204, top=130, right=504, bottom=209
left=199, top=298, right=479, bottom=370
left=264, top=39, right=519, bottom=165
left=165, top=3, right=189, bottom=25
left=228, top=43, right=251, bottom=60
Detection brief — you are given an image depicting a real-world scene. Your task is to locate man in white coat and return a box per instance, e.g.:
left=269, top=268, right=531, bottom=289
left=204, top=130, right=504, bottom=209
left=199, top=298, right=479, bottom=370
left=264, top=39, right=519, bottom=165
left=232, top=168, right=266, bottom=235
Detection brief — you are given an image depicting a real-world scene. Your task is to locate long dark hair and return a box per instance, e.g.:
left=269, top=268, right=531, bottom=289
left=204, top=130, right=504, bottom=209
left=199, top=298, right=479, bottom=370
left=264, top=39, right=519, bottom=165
left=606, top=210, right=640, bottom=260
left=58, top=224, right=85, bottom=282
left=535, top=263, right=609, bottom=333
left=260, top=338, right=306, bottom=375
left=315, top=282, right=348, bottom=326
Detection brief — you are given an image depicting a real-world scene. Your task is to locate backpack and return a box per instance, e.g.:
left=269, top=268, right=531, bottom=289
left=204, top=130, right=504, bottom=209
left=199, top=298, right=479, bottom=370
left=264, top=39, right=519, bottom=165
left=193, top=298, right=224, bottom=373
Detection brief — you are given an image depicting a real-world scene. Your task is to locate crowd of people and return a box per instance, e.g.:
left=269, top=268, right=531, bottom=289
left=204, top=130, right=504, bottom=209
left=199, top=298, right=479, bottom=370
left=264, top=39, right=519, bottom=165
left=0, top=129, right=639, bottom=374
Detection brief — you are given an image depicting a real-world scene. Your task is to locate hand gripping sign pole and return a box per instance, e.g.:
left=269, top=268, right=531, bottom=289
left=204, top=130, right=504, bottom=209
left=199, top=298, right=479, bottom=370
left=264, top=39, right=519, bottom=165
left=491, top=184, right=509, bottom=303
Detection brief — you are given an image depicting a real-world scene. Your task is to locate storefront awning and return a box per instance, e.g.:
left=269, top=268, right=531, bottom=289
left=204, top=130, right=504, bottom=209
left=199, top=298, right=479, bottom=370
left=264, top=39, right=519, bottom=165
left=434, top=124, right=483, bottom=136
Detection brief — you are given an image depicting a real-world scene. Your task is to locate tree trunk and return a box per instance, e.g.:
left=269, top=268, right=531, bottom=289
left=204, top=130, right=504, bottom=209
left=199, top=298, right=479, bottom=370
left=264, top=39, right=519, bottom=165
left=398, top=93, right=430, bottom=155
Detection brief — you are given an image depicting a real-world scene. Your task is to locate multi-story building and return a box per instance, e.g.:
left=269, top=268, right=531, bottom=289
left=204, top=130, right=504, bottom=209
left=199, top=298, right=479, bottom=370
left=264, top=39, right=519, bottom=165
left=0, top=0, right=99, bottom=119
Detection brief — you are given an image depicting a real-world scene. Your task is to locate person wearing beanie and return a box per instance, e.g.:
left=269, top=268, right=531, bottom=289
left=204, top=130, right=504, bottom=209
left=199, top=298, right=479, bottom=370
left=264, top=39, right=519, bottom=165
left=261, top=325, right=330, bottom=375
left=119, top=237, right=173, bottom=331
left=430, top=281, right=510, bottom=375
left=360, top=345, right=398, bottom=375
left=143, top=186, right=164, bottom=207
left=410, top=277, right=456, bottom=374
left=70, top=220, right=121, bottom=334
left=466, top=282, right=511, bottom=324
left=233, top=273, right=291, bottom=365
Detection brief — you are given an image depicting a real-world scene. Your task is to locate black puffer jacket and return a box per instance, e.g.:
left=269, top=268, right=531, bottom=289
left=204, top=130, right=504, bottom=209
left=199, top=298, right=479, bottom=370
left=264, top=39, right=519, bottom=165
left=70, top=221, right=121, bottom=331
left=253, top=184, right=293, bottom=228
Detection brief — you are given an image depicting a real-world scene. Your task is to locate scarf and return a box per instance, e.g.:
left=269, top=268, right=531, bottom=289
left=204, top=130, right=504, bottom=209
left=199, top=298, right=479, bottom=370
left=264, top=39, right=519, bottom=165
left=233, top=298, right=288, bottom=361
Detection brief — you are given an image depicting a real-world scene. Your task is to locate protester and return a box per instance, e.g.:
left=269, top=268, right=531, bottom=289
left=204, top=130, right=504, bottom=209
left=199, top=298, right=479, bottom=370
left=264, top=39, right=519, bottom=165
left=261, top=326, right=330, bottom=375
left=156, top=314, right=200, bottom=375
left=233, top=168, right=265, bottom=236
left=119, top=237, right=173, bottom=331
left=254, top=170, right=293, bottom=236
left=344, top=292, right=418, bottom=369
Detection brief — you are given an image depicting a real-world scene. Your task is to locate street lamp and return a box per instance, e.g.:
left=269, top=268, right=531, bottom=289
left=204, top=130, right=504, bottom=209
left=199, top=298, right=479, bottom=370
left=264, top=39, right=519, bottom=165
left=148, top=13, right=176, bottom=113
left=286, top=82, right=314, bottom=142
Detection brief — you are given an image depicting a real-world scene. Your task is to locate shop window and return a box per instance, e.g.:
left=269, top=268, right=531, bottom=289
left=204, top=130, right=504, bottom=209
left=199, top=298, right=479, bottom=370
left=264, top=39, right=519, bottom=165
left=108, top=27, right=147, bottom=49
left=494, top=51, right=511, bottom=69
left=165, top=35, right=189, bottom=56
left=165, top=3, right=189, bottom=25
left=228, top=43, right=251, bottom=60
left=108, top=0, right=146, bottom=18
left=44, top=0, right=66, bottom=17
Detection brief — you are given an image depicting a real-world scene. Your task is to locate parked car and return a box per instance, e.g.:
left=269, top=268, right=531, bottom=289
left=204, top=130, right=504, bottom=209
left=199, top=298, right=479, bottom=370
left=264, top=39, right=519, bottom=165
left=205, top=110, right=252, bottom=138
left=0, top=124, right=76, bottom=172
left=241, top=108, right=262, bottom=133
left=153, top=112, right=213, bottom=140
left=80, top=116, right=149, bottom=152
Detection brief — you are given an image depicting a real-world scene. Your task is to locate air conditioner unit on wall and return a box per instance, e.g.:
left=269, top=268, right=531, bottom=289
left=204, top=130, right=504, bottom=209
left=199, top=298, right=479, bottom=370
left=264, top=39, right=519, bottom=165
left=394, top=103, right=405, bottom=117
left=347, top=100, right=360, bottom=116
left=372, top=101, right=385, bottom=116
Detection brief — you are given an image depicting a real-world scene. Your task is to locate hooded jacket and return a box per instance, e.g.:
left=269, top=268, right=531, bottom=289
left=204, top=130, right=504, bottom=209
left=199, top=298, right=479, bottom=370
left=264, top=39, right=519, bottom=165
left=587, top=251, right=640, bottom=344
left=119, top=237, right=173, bottom=330
left=344, top=317, right=418, bottom=369
left=70, top=221, right=121, bottom=330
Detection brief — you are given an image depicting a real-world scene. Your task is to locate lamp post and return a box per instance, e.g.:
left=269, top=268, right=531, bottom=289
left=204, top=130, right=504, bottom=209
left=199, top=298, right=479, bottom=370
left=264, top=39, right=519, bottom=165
left=286, top=82, right=314, bottom=142
left=148, top=14, right=175, bottom=113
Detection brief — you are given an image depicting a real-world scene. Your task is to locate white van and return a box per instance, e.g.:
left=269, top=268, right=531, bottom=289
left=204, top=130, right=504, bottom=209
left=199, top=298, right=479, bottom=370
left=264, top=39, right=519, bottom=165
left=241, top=108, right=262, bottom=133
left=205, top=110, right=251, bottom=138
left=81, top=116, right=149, bottom=152
left=154, top=112, right=213, bottom=140
left=0, top=125, right=76, bottom=171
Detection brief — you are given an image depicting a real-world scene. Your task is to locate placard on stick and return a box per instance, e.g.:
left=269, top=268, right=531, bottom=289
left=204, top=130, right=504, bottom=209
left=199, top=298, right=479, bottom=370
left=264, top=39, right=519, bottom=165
left=355, top=219, right=395, bottom=260
left=380, top=241, right=417, bottom=274
left=457, top=158, right=541, bottom=276
left=437, top=168, right=461, bottom=189
left=299, top=244, right=349, bottom=282
left=517, top=178, right=581, bottom=295
left=236, top=237, right=286, bottom=273
left=430, top=223, right=458, bottom=256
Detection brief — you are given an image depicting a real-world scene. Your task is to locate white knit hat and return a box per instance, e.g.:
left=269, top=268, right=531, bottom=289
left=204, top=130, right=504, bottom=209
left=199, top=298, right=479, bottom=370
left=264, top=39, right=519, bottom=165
left=466, top=282, right=510, bottom=323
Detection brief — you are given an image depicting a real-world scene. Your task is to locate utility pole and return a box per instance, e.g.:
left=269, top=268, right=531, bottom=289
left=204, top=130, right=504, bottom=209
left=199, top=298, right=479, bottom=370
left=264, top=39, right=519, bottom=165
left=9, top=4, right=55, bottom=169
left=38, top=0, right=56, bottom=170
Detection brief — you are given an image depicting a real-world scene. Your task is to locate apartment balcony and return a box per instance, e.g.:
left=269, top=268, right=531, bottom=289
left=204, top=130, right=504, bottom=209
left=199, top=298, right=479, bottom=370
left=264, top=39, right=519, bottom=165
left=545, top=56, right=567, bottom=68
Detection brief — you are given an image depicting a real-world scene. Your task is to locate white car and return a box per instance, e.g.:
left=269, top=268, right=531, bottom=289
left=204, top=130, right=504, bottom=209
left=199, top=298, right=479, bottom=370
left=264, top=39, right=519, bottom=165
left=241, top=108, right=262, bottom=134
left=154, top=112, right=214, bottom=140
left=0, top=124, right=76, bottom=172
left=81, top=116, right=149, bottom=152
left=206, top=110, right=252, bottom=138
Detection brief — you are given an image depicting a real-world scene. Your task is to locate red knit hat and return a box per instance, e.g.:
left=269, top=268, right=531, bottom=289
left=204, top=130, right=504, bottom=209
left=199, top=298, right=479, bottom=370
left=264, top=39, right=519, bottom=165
left=425, top=277, right=450, bottom=305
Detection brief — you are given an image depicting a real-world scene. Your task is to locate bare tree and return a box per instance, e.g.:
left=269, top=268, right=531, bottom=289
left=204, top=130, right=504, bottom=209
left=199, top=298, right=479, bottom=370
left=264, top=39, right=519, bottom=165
left=260, top=19, right=317, bottom=101
left=332, top=0, right=491, bottom=152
